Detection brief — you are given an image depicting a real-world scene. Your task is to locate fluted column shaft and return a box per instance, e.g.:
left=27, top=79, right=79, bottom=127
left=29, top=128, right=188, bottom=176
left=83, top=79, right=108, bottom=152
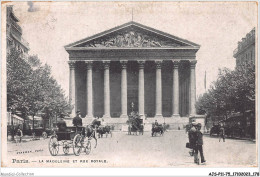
left=86, top=61, right=93, bottom=118
left=190, top=60, right=197, bottom=116
left=155, top=60, right=163, bottom=118
left=103, top=61, right=110, bottom=118
left=120, top=61, right=128, bottom=118
left=173, top=61, right=180, bottom=117
left=68, top=61, right=76, bottom=117
left=138, top=60, right=145, bottom=118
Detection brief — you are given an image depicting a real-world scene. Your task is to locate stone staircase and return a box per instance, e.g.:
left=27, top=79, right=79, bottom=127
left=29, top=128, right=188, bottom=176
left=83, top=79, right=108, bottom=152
left=64, top=117, right=190, bottom=131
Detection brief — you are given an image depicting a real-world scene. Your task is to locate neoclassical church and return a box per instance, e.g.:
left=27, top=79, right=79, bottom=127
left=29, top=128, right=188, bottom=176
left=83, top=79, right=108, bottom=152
left=65, top=21, right=200, bottom=127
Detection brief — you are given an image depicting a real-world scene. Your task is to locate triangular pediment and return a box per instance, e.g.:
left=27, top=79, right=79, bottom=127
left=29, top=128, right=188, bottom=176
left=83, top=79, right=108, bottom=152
left=65, top=21, right=200, bottom=49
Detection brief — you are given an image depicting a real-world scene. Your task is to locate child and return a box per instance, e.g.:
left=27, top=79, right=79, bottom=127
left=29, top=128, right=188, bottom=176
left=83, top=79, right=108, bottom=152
left=15, top=128, right=23, bottom=145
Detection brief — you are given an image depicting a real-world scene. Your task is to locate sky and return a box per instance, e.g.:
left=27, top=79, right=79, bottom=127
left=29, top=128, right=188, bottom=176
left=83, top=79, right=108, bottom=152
left=5, top=1, right=257, bottom=97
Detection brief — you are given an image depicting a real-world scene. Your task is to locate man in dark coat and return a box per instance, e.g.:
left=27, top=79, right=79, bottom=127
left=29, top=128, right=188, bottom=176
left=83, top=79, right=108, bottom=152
left=154, top=120, right=159, bottom=126
left=194, top=123, right=206, bottom=164
left=188, top=122, right=197, bottom=156
left=57, top=117, right=67, bottom=132
left=73, top=111, right=82, bottom=127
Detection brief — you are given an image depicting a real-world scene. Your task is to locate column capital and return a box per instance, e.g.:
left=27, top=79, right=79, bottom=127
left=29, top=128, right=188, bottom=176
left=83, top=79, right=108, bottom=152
left=190, top=60, right=197, bottom=68
left=68, top=61, right=76, bottom=69
left=172, top=60, right=180, bottom=69
left=120, top=60, right=128, bottom=69
left=138, top=60, right=145, bottom=69
left=155, top=60, right=162, bottom=69
left=103, top=60, right=110, bottom=69
left=85, top=61, right=93, bottom=70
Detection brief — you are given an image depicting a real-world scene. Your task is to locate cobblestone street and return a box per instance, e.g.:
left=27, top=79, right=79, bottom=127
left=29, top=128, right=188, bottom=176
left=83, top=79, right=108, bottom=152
left=7, top=131, right=256, bottom=167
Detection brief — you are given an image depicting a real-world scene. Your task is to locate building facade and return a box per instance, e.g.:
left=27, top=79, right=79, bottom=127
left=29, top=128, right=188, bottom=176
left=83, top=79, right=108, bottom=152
left=6, top=6, right=29, bottom=56
left=65, top=22, right=200, bottom=126
left=233, top=28, right=255, bottom=66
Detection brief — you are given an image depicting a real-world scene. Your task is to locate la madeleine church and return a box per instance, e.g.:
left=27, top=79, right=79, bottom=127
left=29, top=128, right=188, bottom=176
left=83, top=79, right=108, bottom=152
left=65, top=21, right=201, bottom=128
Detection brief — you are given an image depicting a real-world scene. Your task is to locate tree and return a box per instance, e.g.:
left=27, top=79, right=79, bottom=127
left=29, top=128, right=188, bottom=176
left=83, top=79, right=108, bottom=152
left=7, top=48, right=33, bottom=115
left=196, top=61, right=255, bottom=123
left=7, top=48, right=72, bottom=134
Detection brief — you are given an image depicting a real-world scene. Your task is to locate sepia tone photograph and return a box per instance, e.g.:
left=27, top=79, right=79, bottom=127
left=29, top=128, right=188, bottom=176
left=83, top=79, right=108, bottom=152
left=1, top=1, right=258, bottom=173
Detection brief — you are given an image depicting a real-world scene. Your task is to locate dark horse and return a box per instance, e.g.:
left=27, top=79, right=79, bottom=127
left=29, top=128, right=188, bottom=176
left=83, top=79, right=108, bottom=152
left=97, top=126, right=112, bottom=138
left=151, top=123, right=164, bottom=137
left=84, top=120, right=100, bottom=148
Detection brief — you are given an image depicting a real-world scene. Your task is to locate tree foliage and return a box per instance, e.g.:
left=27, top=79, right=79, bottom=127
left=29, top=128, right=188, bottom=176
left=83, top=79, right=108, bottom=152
left=7, top=48, right=72, bottom=128
left=196, top=61, right=255, bottom=121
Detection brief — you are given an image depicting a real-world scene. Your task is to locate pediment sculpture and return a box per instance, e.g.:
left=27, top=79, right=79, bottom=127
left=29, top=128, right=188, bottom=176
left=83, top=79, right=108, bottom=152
left=84, top=31, right=181, bottom=48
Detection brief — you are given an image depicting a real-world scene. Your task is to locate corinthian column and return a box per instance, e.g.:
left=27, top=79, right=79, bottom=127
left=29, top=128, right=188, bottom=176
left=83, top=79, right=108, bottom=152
left=120, top=61, right=128, bottom=118
left=103, top=61, right=111, bottom=118
left=190, top=60, right=197, bottom=116
left=85, top=61, right=93, bottom=118
left=172, top=61, right=180, bottom=117
left=155, top=60, right=163, bottom=118
left=138, top=60, right=145, bottom=118
left=68, top=61, right=76, bottom=117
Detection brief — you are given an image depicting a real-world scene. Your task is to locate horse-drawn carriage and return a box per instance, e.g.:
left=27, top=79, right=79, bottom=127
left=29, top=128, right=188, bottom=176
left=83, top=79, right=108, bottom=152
left=97, top=125, right=112, bottom=138
left=126, top=112, right=144, bottom=135
left=151, top=123, right=164, bottom=136
left=48, top=125, right=96, bottom=156
left=33, top=127, right=53, bottom=139
left=8, top=122, right=54, bottom=140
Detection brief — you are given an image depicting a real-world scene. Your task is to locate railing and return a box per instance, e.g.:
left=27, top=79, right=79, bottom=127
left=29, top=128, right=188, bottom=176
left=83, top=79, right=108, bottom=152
left=11, top=18, right=22, bottom=33
left=10, top=32, right=30, bottom=50
left=10, top=18, right=22, bottom=33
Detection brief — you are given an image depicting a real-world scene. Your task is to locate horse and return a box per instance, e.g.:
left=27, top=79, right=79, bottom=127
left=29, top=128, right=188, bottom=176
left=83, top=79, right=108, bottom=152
left=84, top=119, right=100, bottom=148
left=85, top=124, right=98, bottom=148
left=97, top=126, right=112, bottom=138
left=151, top=123, right=164, bottom=137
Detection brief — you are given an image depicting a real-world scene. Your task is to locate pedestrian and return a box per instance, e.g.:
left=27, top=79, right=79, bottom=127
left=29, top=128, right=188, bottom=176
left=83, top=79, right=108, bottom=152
left=73, top=110, right=83, bottom=134
left=194, top=123, right=206, bottom=164
left=188, top=122, right=197, bottom=156
left=57, top=115, right=67, bottom=132
left=73, top=110, right=82, bottom=127
left=154, top=120, right=159, bottom=127
left=15, top=126, right=23, bottom=146
left=219, top=124, right=225, bottom=142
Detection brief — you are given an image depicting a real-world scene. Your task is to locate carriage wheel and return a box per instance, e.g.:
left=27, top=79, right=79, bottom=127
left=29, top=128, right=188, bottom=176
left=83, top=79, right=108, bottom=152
left=49, top=136, right=59, bottom=156
left=73, top=134, right=82, bottom=156
left=63, top=142, right=70, bottom=155
left=42, top=132, right=48, bottom=139
left=85, top=141, right=91, bottom=155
